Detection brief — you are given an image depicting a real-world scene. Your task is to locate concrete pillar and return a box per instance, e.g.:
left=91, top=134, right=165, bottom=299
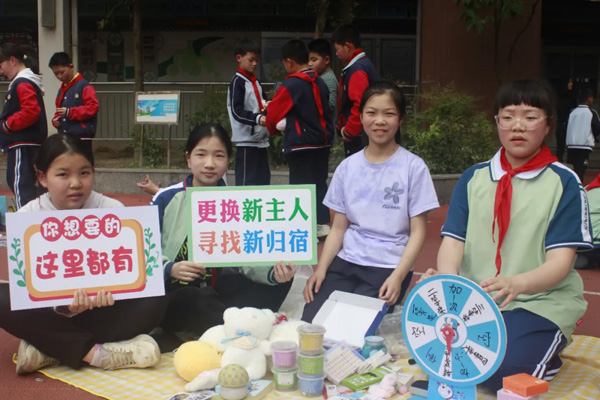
left=37, top=0, right=71, bottom=134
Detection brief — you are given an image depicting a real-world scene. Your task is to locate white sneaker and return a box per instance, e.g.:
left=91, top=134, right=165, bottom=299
left=16, top=340, right=59, bottom=375
left=99, top=334, right=161, bottom=370
left=317, top=224, right=331, bottom=238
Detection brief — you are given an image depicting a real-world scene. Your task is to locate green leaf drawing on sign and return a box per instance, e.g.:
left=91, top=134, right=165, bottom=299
left=11, top=238, right=26, bottom=287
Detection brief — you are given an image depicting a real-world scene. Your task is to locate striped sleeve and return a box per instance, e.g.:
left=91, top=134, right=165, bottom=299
left=441, top=165, right=481, bottom=242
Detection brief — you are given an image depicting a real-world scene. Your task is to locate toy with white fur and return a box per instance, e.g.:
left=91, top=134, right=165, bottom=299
left=185, top=307, right=276, bottom=392
left=368, top=374, right=398, bottom=399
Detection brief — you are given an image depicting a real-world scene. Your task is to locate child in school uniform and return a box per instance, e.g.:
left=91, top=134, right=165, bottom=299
left=332, top=24, right=378, bottom=158
left=49, top=51, right=99, bottom=154
left=0, top=134, right=166, bottom=374
left=302, top=81, right=439, bottom=322
left=0, top=43, right=47, bottom=208
left=227, top=39, right=271, bottom=186
left=265, top=39, right=335, bottom=239
left=308, top=38, right=338, bottom=124
left=421, top=79, right=591, bottom=391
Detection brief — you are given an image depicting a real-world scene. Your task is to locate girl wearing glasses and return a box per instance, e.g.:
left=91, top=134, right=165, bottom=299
left=420, top=79, right=591, bottom=391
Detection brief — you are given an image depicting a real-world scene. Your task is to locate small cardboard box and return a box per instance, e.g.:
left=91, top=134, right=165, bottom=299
left=503, top=373, right=548, bottom=397
left=312, top=291, right=388, bottom=349
left=0, top=195, right=16, bottom=230
left=497, top=388, right=539, bottom=400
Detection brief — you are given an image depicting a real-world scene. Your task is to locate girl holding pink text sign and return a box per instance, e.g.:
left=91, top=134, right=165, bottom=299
left=0, top=134, right=167, bottom=374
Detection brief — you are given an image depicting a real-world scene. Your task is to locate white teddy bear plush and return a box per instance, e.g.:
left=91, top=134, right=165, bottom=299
left=185, top=307, right=276, bottom=392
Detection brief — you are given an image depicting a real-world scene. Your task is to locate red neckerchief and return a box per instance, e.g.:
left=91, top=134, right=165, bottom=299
left=492, top=146, right=557, bottom=276
left=337, top=49, right=365, bottom=114
left=237, top=67, right=264, bottom=113
left=586, top=174, right=600, bottom=191
left=287, top=69, right=327, bottom=141
left=56, top=73, right=83, bottom=107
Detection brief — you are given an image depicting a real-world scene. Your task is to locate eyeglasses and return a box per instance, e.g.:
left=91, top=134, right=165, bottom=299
left=494, top=115, right=548, bottom=131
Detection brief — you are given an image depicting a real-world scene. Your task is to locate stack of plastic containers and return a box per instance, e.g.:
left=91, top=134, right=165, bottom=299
left=271, top=340, right=299, bottom=391
left=297, top=324, right=326, bottom=397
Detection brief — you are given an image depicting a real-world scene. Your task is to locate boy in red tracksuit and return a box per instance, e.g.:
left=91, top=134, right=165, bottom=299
left=265, top=39, right=334, bottom=238
left=332, top=24, right=378, bottom=158
left=49, top=52, right=99, bottom=153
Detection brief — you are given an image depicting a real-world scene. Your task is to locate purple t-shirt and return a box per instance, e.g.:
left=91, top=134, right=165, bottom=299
left=324, top=146, right=439, bottom=269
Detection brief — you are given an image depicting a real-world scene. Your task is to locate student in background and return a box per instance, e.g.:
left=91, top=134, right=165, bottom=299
left=566, top=88, right=600, bottom=182
left=0, top=43, right=47, bottom=208
left=49, top=51, right=99, bottom=154
left=332, top=24, right=378, bottom=158
left=227, top=39, right=270, bottom=186
left=0, top=134, right=165, bottom=374
left=308, top=38, right=338, bottom=124
left=265, top=40, right=334, bottom=239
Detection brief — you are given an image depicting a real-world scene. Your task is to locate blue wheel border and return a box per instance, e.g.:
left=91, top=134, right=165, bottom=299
left=402, top=274, right=507, bottom=386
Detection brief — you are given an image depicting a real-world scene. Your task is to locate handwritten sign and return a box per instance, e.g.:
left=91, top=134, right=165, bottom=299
left=187, top=185, right=317, bottom=266
left=7, top=206, right=164, bottom=310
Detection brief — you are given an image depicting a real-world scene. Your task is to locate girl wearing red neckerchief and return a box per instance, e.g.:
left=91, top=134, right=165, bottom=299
left=420, top=80, right=592, bottom=392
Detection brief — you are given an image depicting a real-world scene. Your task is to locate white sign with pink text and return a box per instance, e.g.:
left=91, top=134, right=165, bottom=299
left=6, top=206, right=164, bottom=310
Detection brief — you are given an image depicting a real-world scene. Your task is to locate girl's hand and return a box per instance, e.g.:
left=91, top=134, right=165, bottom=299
left=303, top=269, right=326, bottom=303
left=417, top=268, right=439, bottom=283
left=68, top=289, right=94, bottom=315
left=480, top=276, right=522, bottom=308
left=171, top=261, right=206, bottom=282
left=379, top=271, right=405, bottom=306
left=273, top=261, right=296, bottom=283
left=92, top=290, right=115, bottom=308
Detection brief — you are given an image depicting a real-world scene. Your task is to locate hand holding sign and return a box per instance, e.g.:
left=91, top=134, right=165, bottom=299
left=171, top=261, right=207, bottom=282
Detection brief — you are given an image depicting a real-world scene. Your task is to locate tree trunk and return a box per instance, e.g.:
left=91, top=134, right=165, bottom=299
left=133, top=0, right=144, bottom=93
left=132, top=0, right=144, bottom=166
left=314, top=0, right=329, bottom=38
left=339, top=0, right=356, bottom=24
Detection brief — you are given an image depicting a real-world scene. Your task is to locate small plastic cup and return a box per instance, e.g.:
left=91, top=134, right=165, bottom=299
left=299, top=350, right=325, bottom=375
left=298, top=373, right=325, bottom=397
left=271, top=341, right=298, bottom=368
left=271, top=366, right=298, bottom=392
left=297, top=324, right=326, bottom=354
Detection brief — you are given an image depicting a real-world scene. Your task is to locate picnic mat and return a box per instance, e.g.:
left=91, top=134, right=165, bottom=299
left=16, top=335, right=600, bottom=400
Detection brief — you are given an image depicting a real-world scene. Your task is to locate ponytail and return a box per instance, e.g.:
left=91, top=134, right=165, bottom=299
left=0, top=43, right=40, bottom=74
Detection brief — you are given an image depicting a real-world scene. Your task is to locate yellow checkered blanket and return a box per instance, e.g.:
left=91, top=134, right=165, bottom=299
left=28, top=335, right=600, bottom=400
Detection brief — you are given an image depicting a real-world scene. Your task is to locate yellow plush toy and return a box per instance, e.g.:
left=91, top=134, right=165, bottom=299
left=174, top=341, right=222, bottom=382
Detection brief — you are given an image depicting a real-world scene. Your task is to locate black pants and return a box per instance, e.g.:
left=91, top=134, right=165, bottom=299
left=567, top=148, right=591, bottom=182
left=301, top=256, right=413, bottom=322
left=555, top=124, right=567, bottom=162
left=0, top=283, right=167, bottom=369
left=157, top=275, right=292, bottom=352
left=6, top=146, right=38, bottom=208
left=343, top=134, right=366, bottom=158
left=235, top=146, right=270, bottom=186
left=286, top=147, right=331, bottom=225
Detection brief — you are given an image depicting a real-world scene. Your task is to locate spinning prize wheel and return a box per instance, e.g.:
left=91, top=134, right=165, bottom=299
left=402, top=275, right=507, bottom=399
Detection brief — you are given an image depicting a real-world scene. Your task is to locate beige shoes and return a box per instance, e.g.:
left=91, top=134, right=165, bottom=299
left=16, top=340, right=59, bottom=375
left=98, top=334, right=161, bottom=370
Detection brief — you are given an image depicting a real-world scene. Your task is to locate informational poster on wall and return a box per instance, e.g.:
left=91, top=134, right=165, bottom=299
left=187, top=185, right=317, bottom=266
left=135, top=91, right=180, bottom=124
left=6, top=206, right=164, bottom=310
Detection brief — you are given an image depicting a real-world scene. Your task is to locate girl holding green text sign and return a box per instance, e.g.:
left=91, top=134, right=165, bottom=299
left=151, top=123, right=296, bottom=352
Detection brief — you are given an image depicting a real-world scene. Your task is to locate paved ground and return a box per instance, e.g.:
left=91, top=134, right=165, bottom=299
left=1, top=188, right=599, bottom=399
